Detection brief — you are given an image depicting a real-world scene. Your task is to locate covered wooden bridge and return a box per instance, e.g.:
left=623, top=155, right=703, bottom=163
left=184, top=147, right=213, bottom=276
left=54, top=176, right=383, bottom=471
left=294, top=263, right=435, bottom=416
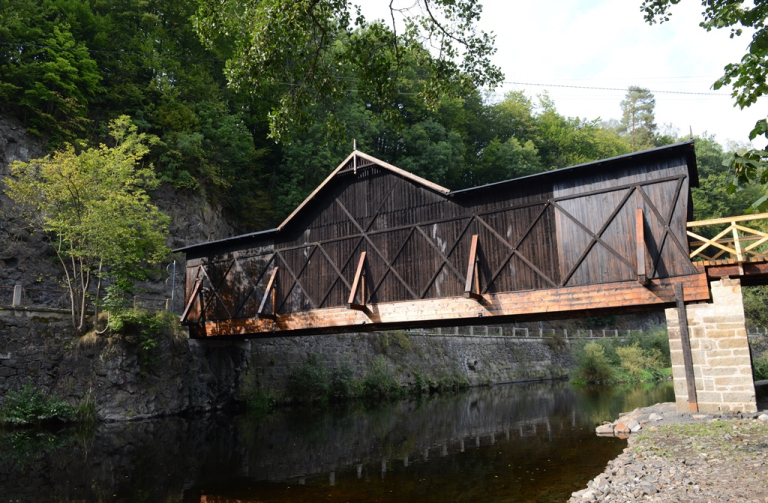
left=177, top=140, right=727, bottom=339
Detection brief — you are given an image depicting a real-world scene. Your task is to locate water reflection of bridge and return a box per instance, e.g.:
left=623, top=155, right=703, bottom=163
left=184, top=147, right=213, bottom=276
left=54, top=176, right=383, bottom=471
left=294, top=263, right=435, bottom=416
left=234, top=382, right=644, bottom=485
left=0, top=382, right=670, bottom=502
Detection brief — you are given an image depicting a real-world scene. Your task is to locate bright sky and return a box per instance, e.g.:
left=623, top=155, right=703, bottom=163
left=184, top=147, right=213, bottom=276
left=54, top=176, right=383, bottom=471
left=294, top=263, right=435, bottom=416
left=355, top=0, right=766, bottom=148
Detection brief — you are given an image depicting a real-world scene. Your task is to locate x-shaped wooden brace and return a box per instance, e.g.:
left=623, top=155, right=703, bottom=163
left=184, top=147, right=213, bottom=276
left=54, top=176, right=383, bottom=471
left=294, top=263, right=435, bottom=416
left=335, top=198, right=420, bottom=300
left=635, top=178, right=698, bottom=277
left=275, top=246, right=319, bottom=312
left=314, top=178, right=404, bottom=307
left=480, top=203, right=555, bottom=293
left=196, top=262, right=234, bottom=320
left=415, top=217, right=475, bottom=299
left=553, top=187, right=638, bottom=287
left=231, top=254, right=277, bottom=318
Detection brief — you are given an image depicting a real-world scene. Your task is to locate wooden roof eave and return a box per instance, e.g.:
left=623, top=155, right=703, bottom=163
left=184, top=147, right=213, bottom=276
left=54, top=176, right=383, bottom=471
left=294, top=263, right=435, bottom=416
left=276, top=150, right=450, bottom=232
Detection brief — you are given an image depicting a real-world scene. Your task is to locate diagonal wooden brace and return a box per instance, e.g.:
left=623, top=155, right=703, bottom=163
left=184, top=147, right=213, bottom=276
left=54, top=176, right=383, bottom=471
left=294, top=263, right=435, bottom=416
left=464, top=234, right=481, bottom=299
left=636, top=208, right=649, bottom=286
left=348, top=252, right=367, bottom=310
left=180, top=278, right=203, bottom=323
left=258, top=267, right=279, bottom=319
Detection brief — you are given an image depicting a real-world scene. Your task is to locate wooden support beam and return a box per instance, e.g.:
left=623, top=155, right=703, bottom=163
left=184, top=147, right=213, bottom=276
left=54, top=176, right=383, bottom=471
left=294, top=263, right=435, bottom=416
left=348, top=252, right=367, bottom=310
left=180, top=278, right=203, bottom=323
left=188, top=273, right=710, bottom=338
left=636, top=208, right=648, bottom=285
left=257, top=267, right=278, bottom=319
left=674, top=283, right=699, bottom=413
left=464, top=234, right=481, bottom=299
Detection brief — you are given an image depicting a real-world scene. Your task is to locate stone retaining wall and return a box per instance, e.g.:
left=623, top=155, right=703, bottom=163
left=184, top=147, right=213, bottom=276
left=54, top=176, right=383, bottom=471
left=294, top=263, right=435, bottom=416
left=248, top=331, right=573, bottom=396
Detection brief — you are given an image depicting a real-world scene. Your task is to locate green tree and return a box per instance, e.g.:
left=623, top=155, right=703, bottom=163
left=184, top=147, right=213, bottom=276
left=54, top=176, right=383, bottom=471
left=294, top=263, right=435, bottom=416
left=618, top=86, right=657, bottom=150
left=0, top=0, right=101, bottom=143
left=5, top=116, right=170, bottom=332
left=641, top=0, right=768, bottom=208
left=192, top=0, right=503, bottom=141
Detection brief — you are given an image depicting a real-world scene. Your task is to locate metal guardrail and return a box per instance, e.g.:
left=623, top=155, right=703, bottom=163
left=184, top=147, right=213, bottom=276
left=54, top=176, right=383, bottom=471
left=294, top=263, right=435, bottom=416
left=687, top=213, right=768, bottom=263
left=404, top=326, right=654, bottom=339
left=0, top=285, right=171, bottom=312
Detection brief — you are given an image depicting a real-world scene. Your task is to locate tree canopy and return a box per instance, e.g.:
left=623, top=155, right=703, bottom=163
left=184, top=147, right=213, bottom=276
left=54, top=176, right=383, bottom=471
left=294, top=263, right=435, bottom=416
left=641, top=0, right=768, bottom=209
left=192, top=0, right=503, bottom=142
left=5, top=116, right=170, bottom=331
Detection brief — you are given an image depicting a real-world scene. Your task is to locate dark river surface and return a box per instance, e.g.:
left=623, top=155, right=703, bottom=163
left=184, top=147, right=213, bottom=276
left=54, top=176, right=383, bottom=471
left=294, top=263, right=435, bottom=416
left=0, top=381, right=673, bottom=503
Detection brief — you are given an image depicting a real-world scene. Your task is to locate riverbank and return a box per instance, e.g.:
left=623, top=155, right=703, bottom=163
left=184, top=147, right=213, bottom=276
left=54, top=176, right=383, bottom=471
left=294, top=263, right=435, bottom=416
left=569, top=392, right=768, bottom=502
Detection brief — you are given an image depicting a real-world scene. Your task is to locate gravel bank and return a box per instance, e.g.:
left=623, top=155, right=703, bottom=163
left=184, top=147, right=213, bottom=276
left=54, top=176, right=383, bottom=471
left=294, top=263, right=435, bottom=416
left=569, top=400, right=768, bottom=502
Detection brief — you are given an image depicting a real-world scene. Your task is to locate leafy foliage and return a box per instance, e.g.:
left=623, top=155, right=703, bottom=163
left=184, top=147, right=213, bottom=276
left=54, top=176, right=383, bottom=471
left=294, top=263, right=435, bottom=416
left=287, top=354, right=331, bottom=404
left=0, top=385, right=76, bottom=426
left=753, top=355, right=768, bottom=381
left=193, top=0, right=503, bottom=141
left=641, top=0, right=768, bottom=210
left=616, top=344, right=664, bottom=378
left=575, top=342, right=615, bottom=384
left=361, top=355, right=405, bottom=400
left=6, top=117, right=170, bottom=331
left=573, top=327, right=672, bottom=384
left=618, top=86, right=657, bottom=150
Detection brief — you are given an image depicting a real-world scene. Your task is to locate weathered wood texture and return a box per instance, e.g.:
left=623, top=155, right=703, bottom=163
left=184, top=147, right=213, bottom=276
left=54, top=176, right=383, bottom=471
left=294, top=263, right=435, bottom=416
left=181, top=142, right=703, bottom=337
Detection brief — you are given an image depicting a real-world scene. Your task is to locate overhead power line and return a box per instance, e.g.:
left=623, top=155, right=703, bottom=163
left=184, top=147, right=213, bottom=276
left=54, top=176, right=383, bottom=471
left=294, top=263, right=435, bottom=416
left=1, top=41, right=730, bottom=97
left=502, top=81, right=727, bottom=97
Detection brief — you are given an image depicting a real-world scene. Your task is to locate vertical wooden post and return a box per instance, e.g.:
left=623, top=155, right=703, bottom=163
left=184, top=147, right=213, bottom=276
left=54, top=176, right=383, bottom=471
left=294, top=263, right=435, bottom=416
left=636, top=208, right=648, bottom=285
left=674, top=283, right=699, bottom=413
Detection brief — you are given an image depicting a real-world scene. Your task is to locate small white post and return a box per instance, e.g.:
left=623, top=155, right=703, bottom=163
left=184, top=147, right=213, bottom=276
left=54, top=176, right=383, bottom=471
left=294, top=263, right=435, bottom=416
left=12, top=284, right=22, bottom=307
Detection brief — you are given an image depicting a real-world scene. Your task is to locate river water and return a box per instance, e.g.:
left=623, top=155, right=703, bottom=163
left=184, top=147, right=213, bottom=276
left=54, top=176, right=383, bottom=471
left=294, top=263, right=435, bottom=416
left=0, top=381, right=673, bottom=502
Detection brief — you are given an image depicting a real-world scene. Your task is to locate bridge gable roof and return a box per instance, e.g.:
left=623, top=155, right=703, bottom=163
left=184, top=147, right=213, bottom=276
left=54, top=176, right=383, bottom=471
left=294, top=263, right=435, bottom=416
left=276, top=150, right=450, bottom=232
left=174, top=140, right=698, bottom=254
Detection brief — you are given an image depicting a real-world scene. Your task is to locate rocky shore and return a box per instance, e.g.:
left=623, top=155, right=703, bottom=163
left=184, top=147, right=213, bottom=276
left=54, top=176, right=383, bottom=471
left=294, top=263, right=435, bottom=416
left=569, top=399, right=768, bottom=502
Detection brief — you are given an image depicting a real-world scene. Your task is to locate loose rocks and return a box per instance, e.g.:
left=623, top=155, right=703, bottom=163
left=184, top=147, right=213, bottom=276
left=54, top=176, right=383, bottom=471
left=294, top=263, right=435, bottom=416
left=574, top=403, right=768, bottom=502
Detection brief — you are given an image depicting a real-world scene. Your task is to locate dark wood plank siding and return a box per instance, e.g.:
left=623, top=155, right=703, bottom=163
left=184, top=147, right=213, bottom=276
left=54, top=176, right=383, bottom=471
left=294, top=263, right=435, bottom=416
left=183, top=146, right=698, bottom=326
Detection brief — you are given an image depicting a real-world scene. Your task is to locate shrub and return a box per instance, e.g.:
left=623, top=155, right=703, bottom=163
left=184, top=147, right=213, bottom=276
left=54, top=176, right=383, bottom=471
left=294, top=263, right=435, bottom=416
left=0, top=385, right=76, bottom=426
left=627, top=325, right=671, bottom=367
left=362, top=356, right=404, bottom=400
left=544, top=332, right=566, bottom=353
left=575, top=342, right=614, bottom=383
left=754, top=356, right=768, bottom=381
left=616, top=344, right=659, bottom=378
left=329, top=361, right=359, bottom=402
left=246, top=390, right=277, bottom=415
left=287, top=354, right=329, bottom=403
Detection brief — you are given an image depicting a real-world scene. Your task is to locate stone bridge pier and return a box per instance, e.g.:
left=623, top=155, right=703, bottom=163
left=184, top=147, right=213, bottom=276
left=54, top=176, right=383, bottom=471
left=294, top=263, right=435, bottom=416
left=666, top=278, right=757, bottom=413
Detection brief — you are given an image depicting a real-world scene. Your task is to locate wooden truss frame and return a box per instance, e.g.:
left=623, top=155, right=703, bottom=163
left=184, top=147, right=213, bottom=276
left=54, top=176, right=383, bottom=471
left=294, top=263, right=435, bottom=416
left=687, top=212, right=768, bottom=264
left=184, top=173, right=697, bottom=331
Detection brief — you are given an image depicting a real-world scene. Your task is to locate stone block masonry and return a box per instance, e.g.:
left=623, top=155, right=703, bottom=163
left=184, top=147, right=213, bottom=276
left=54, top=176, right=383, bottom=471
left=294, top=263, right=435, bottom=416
left=665, top=278, right=757, bottom=413
left=248, top=332, right=572, bottom=396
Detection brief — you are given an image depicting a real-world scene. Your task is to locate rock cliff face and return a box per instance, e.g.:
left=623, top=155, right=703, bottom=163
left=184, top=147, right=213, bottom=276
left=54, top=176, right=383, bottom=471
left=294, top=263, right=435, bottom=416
left=0, top=115, right=246, bottom=419
left=0, top=309, right=250, bottom=420
left=0, top=114, right=235, bottom=293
